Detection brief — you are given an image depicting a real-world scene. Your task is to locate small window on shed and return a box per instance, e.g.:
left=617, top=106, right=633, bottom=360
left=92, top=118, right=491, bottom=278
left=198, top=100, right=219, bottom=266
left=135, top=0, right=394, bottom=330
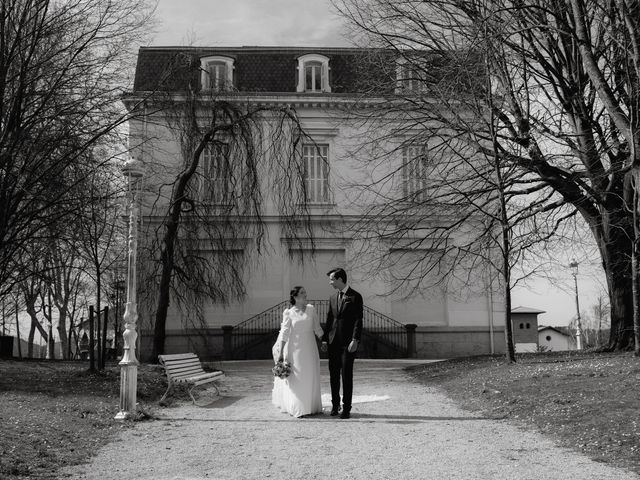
left=546, top=335, right=552, bottom=342
left=526, top=323, right=531, bottom=329
left=519, top=323, right=524, bottom=329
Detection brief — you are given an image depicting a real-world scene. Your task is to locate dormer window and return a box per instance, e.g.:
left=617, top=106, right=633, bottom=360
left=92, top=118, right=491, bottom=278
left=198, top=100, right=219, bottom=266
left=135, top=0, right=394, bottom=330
left=296, top=54, right=331, bottom=93
left=200, top=56, right=234, bottom=91
left=396, top=57, right=428, bottom=94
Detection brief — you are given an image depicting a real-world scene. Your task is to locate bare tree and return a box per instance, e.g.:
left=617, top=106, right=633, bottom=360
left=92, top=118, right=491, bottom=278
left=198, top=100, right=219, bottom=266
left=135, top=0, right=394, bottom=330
left=75, top=155, right=126, bottom=368
left=19, top=264, right=47, bottom=358
left=334, top=0, right=640, bottom=350
left=0, top=0, right=153, bottom=296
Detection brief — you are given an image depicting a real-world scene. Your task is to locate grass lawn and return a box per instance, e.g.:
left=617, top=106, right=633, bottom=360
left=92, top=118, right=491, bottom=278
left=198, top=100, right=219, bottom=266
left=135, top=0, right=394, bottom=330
left=0, top=360, right=169, bottom=480
left=408, top=350, right=640, bottom=475
left=1, top=351, right=639, bottom=478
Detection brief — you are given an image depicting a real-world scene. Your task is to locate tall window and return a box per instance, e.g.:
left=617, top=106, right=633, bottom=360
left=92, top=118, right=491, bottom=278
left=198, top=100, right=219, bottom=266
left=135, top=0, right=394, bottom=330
left=201, top=143, right=231, bottom=204
left=305, top=61, right=324, bottom=92
left=402, top=145, right=429, bottom=200
left=296, top=54, right=331, bottom=93
left=200, top=56, right=234, bottom=91
left=396, top=59, right=428, bottom=94
left=302, top=144, right=330, bottom=203
left=207, top=61, right=228, bottom=90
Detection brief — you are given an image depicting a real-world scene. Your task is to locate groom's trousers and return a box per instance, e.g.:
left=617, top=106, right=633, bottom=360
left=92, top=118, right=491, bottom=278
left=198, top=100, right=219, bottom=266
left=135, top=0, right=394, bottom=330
left=328, top=345, right=356, bottom=412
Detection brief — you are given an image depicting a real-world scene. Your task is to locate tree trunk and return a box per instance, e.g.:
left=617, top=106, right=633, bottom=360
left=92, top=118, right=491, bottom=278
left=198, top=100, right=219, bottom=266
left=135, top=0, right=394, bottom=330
left=503, top=275, right=515, bottom=362
left=101, top=306, right=109, bottom=366
left=89, top=305, right=96, bottom=372
left=152, top=210, right=180, bottom=361
left=26, top=305, right=47, bottom=358
left=56, top=307, right=68, bottom=360
left=634, top=240, right=640, bottom=356
left=152, top=149, right=203, bottom=361
left=28, top=322, right=35, bottom=358
left=47, top=320, right=54, bottom=360
left=597, top=208, right=634, bottom=350
left=634, top=168, right=640, bottom=356
left=500, top=216, right=515, bottom=363
left=15, top=302, right=22, bottom=358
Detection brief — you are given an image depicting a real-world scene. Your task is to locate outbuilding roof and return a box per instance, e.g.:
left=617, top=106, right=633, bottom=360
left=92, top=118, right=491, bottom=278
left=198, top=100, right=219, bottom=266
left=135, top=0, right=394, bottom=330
left=538, top=325, right=571, bottom=336
left=511, top=306, right=546, bottom=314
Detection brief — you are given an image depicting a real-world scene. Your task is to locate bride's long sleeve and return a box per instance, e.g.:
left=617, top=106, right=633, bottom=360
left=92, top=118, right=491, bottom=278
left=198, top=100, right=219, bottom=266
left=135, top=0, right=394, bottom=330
left=275, top=310, right=292, bottom=362
left=280, top=309, right=292, bottom=343
left=310, top=306, right=323, bottom=339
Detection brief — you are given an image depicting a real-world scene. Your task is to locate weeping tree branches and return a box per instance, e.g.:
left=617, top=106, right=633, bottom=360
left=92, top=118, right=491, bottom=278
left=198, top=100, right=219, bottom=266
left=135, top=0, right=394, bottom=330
left=130, top=56, right=315, bottom=358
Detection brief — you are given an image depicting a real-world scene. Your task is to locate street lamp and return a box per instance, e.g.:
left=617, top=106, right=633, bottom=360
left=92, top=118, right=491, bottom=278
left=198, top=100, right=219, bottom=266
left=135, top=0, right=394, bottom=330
left=569, top=259, right=583, bottom=350
left=116, top=157, right=144, bottom=420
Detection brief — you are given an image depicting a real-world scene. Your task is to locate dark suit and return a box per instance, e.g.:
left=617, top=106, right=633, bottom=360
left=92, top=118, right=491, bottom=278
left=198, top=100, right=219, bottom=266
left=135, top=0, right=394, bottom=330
left=322, top=286, right=363, bottom=413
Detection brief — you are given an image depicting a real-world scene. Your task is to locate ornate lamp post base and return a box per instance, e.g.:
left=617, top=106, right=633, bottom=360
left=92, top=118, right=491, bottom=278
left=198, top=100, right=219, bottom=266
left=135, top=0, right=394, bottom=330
left=115, top=362, right=138, bottom=420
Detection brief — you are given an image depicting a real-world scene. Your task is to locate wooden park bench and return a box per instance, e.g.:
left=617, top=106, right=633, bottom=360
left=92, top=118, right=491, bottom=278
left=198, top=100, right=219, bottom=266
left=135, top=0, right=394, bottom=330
left=158, top=353, right=224, bottom=405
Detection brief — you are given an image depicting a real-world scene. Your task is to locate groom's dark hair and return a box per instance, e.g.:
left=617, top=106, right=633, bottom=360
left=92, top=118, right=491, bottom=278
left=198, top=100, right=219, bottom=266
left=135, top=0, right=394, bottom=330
left=327, top=267, right=347, bottom=283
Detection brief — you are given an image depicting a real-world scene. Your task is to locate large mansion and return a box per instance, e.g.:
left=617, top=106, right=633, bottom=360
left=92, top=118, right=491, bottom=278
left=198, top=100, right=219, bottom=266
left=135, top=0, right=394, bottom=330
left=124, top=46, right=505, bottom=361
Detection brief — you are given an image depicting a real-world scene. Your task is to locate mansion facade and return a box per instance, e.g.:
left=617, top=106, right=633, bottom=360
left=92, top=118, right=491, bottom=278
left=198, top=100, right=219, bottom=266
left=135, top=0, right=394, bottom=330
left=125, top=46, right=505, bottom=361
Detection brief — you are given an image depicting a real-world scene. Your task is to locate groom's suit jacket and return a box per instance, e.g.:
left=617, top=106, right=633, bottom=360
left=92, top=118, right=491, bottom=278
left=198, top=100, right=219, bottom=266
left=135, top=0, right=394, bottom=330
left=323, top=287, right=363, bottom=348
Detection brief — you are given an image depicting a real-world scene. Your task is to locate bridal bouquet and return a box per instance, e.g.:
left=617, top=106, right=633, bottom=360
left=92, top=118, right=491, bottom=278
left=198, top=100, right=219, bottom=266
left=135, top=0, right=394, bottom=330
left=272, top=360, right=292, bottom=379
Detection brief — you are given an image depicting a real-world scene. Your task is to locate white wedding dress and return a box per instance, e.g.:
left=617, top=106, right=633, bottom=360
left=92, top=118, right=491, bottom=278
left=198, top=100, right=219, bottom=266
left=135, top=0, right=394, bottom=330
left=272, top=304, right=323, bottom=417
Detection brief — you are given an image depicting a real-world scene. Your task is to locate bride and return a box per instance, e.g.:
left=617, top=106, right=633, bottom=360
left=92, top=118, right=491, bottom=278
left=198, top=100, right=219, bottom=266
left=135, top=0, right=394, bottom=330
left=272, top=286, right=323, bottom=417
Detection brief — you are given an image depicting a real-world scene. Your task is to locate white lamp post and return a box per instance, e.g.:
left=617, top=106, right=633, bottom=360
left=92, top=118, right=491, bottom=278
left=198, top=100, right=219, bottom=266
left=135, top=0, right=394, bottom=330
left=569, top=259, right=583, bottom=350
left=116, top=157, right=144, bottom=420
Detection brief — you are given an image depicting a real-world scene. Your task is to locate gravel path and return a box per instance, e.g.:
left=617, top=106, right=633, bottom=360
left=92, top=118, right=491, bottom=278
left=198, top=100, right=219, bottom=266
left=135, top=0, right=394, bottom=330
left=61, top=359, right=638, bottom=480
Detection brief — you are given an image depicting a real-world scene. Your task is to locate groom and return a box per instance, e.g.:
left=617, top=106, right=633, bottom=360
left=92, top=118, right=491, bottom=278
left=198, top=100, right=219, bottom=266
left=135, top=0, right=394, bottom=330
left=321, top=267, right=363, bottom=419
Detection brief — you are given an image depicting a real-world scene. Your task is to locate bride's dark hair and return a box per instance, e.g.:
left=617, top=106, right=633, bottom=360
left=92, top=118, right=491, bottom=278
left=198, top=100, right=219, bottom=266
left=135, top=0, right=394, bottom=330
left=289, top=286, right=304, bottom=306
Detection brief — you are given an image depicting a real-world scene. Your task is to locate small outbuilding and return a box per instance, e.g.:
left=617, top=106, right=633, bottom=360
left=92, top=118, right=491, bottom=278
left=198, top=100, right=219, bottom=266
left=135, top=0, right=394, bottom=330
left=511, top=306, right=545, bottom=353
left=538, top=325, right=574, bottom=351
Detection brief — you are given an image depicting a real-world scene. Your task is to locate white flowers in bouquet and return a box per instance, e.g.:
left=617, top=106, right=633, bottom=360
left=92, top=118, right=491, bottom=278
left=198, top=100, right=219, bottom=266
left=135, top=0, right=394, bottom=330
left=272, top=360, right=292, bottom=379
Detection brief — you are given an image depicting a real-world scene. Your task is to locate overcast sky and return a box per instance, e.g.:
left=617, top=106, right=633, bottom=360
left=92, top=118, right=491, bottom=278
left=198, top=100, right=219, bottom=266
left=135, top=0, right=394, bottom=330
left=152, top=0, right=351, bottom=47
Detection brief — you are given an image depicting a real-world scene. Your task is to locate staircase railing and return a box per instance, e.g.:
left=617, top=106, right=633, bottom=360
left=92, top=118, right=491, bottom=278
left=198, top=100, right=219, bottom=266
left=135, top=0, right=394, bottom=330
left=362, top=305, right=408, bottom=356
left=230, top=300, right=289, bottom=357
left=229, top=300, right=408, bottom=359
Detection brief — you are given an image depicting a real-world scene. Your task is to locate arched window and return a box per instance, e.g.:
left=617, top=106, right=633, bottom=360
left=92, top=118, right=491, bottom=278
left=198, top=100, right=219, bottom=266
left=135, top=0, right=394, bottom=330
left=200, top=56, right=234, bottom=91
left=296, top=54, right=331, bottom=93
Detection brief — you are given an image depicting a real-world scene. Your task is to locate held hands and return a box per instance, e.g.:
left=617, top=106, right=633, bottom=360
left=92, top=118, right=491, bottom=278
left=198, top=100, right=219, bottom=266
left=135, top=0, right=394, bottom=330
left=320, top=340, right=357, bottom=352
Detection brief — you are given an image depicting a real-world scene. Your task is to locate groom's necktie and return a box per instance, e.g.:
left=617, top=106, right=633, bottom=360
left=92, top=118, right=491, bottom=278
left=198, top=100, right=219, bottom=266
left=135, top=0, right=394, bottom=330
left=330, top=291, right=343, bottom=343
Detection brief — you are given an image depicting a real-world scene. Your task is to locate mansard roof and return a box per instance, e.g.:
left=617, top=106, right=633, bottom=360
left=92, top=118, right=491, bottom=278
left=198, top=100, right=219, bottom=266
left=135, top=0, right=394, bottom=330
left=132, top=46, right=394, bottom=94
left=131, top=45, right=485, bottom=101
